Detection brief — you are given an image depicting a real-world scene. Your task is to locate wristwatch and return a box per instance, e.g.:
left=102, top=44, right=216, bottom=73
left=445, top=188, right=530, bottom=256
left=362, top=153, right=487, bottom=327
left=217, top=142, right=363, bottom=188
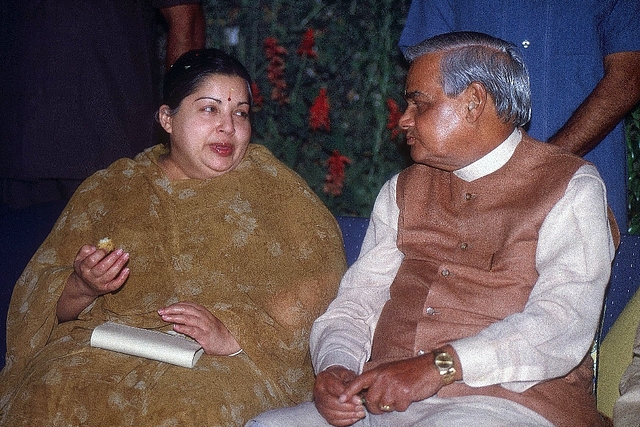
left=433, top=349, right=456, bottom=385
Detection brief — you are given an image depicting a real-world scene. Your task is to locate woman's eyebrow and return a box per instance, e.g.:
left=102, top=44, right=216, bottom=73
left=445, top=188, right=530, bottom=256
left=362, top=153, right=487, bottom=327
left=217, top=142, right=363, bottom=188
left=195, top=96, right=222, bottom=103
left=195, top=96, right=250, bottom=106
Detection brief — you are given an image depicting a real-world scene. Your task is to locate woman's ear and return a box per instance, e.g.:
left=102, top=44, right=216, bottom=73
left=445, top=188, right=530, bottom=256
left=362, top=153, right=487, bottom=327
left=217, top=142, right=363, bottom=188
left=463, top=82, right=487, bottom=123
left=157, top=105, right=174, bottom=134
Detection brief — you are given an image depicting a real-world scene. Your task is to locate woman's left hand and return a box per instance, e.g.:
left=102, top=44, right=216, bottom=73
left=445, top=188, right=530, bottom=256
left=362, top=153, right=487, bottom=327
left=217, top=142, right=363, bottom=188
left=158, top=301, right=241, bottom=356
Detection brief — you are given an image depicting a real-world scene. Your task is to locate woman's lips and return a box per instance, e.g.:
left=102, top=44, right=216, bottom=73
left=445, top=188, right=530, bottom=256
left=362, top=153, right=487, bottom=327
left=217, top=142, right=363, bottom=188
left=211, top=143, right=233, bottom=156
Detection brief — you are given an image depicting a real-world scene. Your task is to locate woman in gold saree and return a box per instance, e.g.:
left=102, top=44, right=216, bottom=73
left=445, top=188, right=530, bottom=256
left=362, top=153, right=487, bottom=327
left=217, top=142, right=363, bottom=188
left=0, top=48, right=346, bottom=426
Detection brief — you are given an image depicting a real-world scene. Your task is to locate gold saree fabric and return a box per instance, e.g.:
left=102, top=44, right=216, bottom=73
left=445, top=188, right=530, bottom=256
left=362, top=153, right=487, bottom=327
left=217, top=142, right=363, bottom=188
left=0, top=144, right=346, bottom=426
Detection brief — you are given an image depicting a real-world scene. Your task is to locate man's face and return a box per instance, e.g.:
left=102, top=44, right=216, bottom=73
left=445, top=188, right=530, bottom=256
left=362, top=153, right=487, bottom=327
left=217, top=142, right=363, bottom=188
left=400, top=53, right=479, bottom=171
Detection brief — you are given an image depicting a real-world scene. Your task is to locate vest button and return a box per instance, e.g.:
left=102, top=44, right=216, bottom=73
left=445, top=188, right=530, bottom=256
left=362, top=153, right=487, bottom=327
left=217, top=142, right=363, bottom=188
left=425, top=307, right=436, bottom=315
left=417, top=350, right=426, bottom=356
left=460, top=242, right=468, bottom=249
left=465, top=193, right=473, bottom=200
left=441, top=269, right=450, bottom=277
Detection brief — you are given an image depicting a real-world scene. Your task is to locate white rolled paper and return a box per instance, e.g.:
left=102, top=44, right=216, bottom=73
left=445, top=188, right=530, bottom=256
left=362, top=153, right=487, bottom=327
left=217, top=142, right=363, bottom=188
left=91, top=322, right=204, bottom=368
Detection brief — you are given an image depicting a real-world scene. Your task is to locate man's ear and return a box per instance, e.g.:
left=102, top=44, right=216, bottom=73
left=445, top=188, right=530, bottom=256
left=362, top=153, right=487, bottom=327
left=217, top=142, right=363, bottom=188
left=462, top=82, right=488, bottom=123
left=157, top=105, right=174, bottom=134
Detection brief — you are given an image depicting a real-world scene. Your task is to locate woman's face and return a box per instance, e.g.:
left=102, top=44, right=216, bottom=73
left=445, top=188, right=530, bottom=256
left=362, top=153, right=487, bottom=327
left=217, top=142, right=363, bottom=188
left=158, top=74, right=252, bottom=180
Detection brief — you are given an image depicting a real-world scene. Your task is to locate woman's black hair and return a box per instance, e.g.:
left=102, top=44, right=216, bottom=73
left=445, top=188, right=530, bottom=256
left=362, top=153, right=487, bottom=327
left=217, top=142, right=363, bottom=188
left=162, top=48, right=253, bottom=111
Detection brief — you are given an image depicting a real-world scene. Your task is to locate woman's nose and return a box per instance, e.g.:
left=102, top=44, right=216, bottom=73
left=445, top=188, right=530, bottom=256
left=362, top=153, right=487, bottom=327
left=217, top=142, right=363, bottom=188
left=217, top=113, right=235, bottom=134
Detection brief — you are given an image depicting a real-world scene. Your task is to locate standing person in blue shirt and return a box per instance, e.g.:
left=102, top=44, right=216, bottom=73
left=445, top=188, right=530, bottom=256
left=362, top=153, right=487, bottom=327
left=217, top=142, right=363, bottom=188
left=399, top=0, right=640, bottom=231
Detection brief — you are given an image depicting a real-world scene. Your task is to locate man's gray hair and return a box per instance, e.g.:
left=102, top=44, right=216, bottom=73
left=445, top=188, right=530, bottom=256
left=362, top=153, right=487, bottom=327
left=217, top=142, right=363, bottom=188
left=404, top=31, right=531, bottom=127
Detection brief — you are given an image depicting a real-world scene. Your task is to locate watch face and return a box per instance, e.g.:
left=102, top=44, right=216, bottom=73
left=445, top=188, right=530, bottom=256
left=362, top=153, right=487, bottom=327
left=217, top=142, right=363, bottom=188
left=434, top=351, right=456, bottom=385
left=435, top=352, right=454, bottom=369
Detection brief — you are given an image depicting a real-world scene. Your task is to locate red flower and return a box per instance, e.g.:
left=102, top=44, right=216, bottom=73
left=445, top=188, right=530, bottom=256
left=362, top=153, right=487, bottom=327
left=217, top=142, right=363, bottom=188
left=310, top=88, right=330, bottom=131
left=324, top=150, right=352, bottom=196
left=386, top=98, right=402, bottom=139
left=297, top=28, right=318, bottom=58
left=250, top=82, right=264, bottom=109
left=264, top=37, right=289, bottom=104
left=264, top=37, right=288, bottom=57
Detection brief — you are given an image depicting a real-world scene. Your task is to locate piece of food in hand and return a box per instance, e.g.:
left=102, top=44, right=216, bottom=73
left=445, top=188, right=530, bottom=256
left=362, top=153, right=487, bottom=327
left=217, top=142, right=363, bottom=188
left=97, top=237, right=115, bottom=253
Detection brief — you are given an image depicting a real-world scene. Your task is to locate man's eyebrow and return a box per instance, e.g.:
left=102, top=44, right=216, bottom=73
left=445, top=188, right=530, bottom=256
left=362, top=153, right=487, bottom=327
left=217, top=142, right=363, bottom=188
left=404, top=90, right=428, bottom=100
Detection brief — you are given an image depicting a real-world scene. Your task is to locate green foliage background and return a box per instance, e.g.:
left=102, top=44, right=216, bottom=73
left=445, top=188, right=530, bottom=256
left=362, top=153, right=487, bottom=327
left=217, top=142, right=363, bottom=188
left=202, top=1, right=640, bottom=232
left=203, top=0, right=412, bottom=217
left=627, top=107, right=640, bottom=234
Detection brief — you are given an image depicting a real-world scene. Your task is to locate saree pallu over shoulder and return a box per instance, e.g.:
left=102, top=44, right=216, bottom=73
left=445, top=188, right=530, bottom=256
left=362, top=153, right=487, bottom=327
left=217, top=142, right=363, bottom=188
left=0, top=144, right=346, bottom=426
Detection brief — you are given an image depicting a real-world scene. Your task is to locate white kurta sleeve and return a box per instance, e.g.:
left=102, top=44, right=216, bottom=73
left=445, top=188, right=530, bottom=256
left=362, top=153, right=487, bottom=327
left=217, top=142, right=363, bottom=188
left=310, top=175, right=403, bottom=374
left=452, top=164, right=616, bottom=391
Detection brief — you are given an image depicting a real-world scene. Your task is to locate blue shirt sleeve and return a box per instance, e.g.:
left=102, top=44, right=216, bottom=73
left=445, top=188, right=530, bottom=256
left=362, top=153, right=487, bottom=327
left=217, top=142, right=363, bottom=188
left=602, top=0, right=640, bottom=55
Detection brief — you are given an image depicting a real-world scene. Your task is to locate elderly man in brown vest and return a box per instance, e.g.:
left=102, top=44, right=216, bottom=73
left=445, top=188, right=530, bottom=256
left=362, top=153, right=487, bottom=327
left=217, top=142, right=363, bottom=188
left=248, top=31, right=617, bottom=427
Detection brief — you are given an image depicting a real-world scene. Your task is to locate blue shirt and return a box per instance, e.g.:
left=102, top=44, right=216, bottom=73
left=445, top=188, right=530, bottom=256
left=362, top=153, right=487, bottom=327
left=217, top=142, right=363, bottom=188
left=399, top=0, right=640, bottom=229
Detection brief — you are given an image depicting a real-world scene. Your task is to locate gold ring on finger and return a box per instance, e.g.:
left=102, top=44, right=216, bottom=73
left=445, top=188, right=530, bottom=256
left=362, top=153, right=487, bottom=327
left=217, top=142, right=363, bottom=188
left=380, top=404, right=392, bottom=412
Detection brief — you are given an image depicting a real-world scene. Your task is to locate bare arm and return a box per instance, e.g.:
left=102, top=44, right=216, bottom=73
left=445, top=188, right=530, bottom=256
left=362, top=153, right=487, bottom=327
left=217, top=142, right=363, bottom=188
left=160, top=3, right=206, bottom=69
left=548, top=51, right=640, bottom=156
left=56, top=246, right=130, bottom=322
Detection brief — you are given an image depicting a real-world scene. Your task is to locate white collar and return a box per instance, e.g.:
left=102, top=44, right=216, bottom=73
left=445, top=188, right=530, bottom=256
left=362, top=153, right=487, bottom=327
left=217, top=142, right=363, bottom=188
left=454, top=128, right=522, bottom=182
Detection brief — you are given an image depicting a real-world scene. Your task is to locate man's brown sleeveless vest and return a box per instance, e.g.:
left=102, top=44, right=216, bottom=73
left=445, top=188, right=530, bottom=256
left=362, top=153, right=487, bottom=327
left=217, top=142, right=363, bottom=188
left=368, top=135, right=604, bottom=427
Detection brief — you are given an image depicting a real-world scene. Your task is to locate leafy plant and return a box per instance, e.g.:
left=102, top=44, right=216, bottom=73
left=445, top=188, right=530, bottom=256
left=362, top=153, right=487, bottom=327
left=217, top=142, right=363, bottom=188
left=627, top=104, right=640, bottom=234
left=202, top=1, right=640, bottom=232
left=204, top=0, right=412, bottom=217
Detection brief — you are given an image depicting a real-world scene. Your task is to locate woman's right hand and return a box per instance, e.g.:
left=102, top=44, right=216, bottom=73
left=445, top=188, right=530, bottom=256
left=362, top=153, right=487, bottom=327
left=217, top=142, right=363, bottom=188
left=72, top=245, right=130, bottom=295
left=56, top=245, right=130, bottom=322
